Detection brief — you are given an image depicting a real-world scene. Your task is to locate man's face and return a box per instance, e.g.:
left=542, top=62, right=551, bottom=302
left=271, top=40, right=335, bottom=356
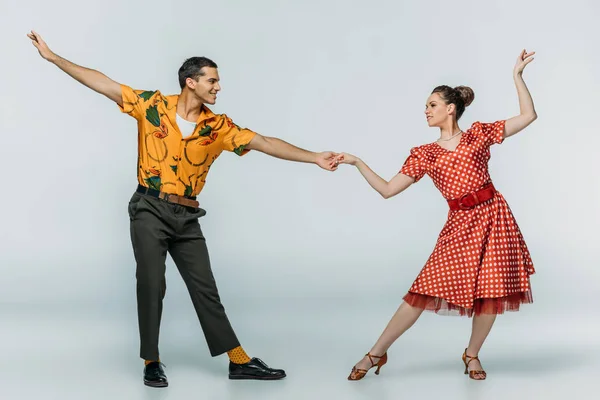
left=187, top=67, right=221, bottom=104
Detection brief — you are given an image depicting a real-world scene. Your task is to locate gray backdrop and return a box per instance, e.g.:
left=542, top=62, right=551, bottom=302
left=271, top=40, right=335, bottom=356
left=2, top=0, right=597, bottom=306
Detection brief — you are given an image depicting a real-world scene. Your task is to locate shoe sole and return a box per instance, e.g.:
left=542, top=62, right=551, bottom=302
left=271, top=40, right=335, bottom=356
left=144, top=380, right=169, bottom=388
left=228, top=374, right=286, bottom=381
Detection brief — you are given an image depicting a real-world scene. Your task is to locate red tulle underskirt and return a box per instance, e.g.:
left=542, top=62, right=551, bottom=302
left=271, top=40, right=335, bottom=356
left=403, top=290, right=533, bottom=317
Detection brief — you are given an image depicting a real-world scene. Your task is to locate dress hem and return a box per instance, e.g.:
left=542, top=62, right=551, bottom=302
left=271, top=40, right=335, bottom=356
left=403, top=290, right=533, bottom=318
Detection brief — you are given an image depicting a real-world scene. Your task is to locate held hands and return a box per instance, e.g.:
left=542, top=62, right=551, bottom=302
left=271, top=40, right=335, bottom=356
left=514, top=49, right=535, bottom=76
left=329, top=152, right=360, bottom=168
left=316, top=151, right=359, bottom=171
left=27, top=31, right=56, bottom=61
left=316, top=151, right=342, bottom=171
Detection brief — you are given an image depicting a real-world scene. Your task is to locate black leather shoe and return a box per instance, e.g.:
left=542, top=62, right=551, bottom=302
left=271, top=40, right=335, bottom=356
left=143, top=362, right=168, bottom=388
left=228, top=357, right=286, bottom=380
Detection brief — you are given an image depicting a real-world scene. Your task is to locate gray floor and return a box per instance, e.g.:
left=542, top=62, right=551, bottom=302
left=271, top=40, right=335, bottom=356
left=3, top=296, right=598, bottom=400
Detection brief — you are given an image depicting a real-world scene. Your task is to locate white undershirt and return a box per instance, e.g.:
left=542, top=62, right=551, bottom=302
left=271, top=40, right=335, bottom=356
left=176, top=113, right=197, bottom=138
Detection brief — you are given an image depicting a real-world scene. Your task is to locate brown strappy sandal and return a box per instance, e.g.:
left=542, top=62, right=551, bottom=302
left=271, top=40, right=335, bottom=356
left=347, top=352, right=388, bottom=381
left=462, top=348, right=487, bottom=380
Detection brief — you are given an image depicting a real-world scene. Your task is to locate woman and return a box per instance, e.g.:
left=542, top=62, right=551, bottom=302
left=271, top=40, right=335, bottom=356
left=333, top=50, right=537, bottom=381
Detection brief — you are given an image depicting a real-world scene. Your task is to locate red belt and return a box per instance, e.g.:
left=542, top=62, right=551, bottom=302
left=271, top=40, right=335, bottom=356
left=447, top=183, right=496, bottom=211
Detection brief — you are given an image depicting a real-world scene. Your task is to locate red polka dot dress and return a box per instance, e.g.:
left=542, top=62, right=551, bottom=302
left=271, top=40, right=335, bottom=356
left=399, top=121, right=534, bottom=317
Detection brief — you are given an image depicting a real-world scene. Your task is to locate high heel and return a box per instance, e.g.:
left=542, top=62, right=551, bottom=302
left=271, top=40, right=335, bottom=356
left=347, top=352, right=388, bottom=381
left=461, top=348, right=486, bottom=380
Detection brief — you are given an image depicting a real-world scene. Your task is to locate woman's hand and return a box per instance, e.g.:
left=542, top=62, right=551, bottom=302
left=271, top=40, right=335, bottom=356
left=514, top=49, right=535, bottom=76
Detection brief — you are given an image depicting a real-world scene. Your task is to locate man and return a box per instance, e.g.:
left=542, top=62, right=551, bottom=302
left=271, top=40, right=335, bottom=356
left=27, top=30, right=339, bottom=387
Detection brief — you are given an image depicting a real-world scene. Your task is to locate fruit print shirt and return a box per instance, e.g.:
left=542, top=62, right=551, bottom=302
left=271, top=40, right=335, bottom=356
left=119, top=85, right=256, bottom=197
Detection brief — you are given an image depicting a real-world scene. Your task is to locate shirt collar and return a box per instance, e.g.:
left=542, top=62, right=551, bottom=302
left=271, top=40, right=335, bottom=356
left=165, top=94, right=216, bottom=125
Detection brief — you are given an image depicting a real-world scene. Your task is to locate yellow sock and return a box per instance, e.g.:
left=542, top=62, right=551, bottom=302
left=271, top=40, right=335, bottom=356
left=144, top=358, right=160, bottom=365
left=227, top=346, right=251, bottom=364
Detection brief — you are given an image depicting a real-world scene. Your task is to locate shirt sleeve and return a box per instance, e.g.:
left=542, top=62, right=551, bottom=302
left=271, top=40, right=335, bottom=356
left=472, top=120, right=506, bottom=147
left=219, top=114, right=257, bottom=156
left=117, top=85, right=160, bottom=121
left=399, top=147, right=427, bottom=182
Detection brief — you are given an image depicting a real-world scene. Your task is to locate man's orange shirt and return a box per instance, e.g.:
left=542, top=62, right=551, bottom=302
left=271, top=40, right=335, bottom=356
left=119, top=85, right=256, bottom=197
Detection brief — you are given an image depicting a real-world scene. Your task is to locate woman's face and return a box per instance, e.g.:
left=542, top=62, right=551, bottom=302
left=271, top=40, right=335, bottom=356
left=425, top=92, right=454, bottom=127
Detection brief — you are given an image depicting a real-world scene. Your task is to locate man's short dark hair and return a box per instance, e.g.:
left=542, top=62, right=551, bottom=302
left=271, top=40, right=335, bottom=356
left=178, top=57, right=218, bottom=89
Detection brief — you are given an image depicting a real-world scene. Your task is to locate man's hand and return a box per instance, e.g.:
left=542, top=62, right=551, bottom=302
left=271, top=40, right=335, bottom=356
left=316, top=151, right=340, bottom=171
left=26, top=30, right=123, bottom=105
left=27, top=31, right=57, bottom=62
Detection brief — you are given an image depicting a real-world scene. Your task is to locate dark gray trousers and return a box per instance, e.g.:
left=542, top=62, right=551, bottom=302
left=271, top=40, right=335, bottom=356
left=128, top=192, right=240, bottom=360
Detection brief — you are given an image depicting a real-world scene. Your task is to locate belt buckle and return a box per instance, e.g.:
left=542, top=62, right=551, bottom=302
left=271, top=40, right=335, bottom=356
left=161, top=193, right=171, bottom=202
left=458, top=193, right=473, bottom=210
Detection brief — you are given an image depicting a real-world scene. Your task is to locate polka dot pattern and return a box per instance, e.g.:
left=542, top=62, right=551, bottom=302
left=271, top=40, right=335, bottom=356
left=227, top=345, right=251, bottom=364
left=399, top=121, right=535, bottom=312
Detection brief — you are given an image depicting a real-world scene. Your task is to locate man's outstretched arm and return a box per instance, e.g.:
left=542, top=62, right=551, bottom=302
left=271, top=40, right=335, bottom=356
left=27, top=30, right=122, bottom=106
left=245, top=133, right=339, bottom=172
